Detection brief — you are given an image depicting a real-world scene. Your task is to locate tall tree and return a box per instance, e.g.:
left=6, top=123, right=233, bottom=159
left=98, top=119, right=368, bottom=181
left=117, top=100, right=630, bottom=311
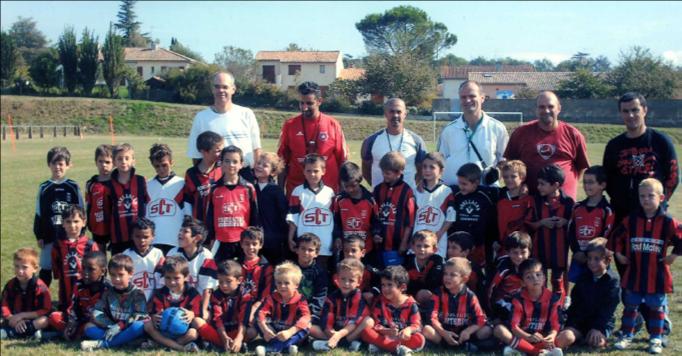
left=1, top=31, right=20, bottom=86
left=114, top=0, right=149, bottom=47
left=57, top=26, right=79, bottom=95
left=102, top=24, right=125, bottom=97
left=436, top=53, right=468, bottom=67
left=608, top=46, right=680, bottom=99
left=556, top=53, right=611, bottom=72
left=468, top=56, right=532, bottom=66
left=9, top=16, right=47, bottom=49
left=556, top=69, right=613, bottom=99
left=356, top=5, right=457, bottom=61
left=285, top=43, right=303, bottom=51
left=79, top=28, right=99, bottom=96
left=362, top=53, right=436, bottom=105
left=213, top=46, right=255, bottom=83
left=169, top=37, right=204, bottom=62
left=29, top=49, right=59, bottom=93
left=533, top=58, right=555, bottom=72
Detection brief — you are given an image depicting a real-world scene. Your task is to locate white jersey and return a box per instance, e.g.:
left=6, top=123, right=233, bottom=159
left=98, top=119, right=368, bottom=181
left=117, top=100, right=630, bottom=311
left=361, top=128, right=427, bottom=190
left=186, top=105, right=262, bottom=167
left=166, top=246, right=218, bottom=294
left=123, top=247, right=165, bottom=301
left=146, top=175, right=187, bottom=247
left=413, top=183, right=456, bottom=258
left=286, top=182, right=335, bottom=256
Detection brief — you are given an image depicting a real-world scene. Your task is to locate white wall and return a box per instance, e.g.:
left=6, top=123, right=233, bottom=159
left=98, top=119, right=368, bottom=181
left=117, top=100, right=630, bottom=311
left=126, top=61, right=189, bottom=81
left=257, top=59, right=341, bottom=91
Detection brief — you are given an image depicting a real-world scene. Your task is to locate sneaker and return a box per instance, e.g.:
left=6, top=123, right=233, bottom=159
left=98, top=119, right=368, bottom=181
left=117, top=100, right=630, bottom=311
left=503, top=346, right=523, bottom=356
left=368, top=344, right=380, bottom=353
left=563, top=296, right=572, bottom=310
left=348, top=340, right=362, bottom=352
left=396, top=345, right=413, bottom=356
left=31, top=330, right=42, bottom=341
left=0, top=329, right=8, bottom=340
left=312, top=340, right=331, bottom=351
left=81, top=340, right=103, bottom=351
left=648, top=339, right=663, bottom=354
left=614, top=336, right=633, bottom=350
left=538, top=348, right=564, bottom=356
left=141, top=339, right=157, bottom=349
left=288, top=344, right=298, bottom=355
left=255, top=345, right=266, bottom=356
left=184, top=342, right=200, bottom=353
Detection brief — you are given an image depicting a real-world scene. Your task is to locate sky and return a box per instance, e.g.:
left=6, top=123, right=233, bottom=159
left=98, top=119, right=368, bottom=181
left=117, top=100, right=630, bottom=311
left=1, top=1, right=681, bottom=66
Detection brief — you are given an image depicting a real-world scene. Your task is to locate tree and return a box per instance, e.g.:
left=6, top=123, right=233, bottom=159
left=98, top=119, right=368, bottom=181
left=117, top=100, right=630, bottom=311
left=29, top=49, right=59, bottom=92
left=169, top=37, right=204, bottom=62
left=327, top=78, right=363, bottom=104
left=555, top=69, right=613, bottom=99
left=533, top=58, right=555, bottom=72
left=556, top=53, right=611, bottom=72
left=362, top=53, right=436, bottom=105
left=9, top=16, right=47, bottom=49
left=164, top=63, right=222, bottom=104
left=1, top=31, right=20, bottom=86
left=285, top=43, right=303, bottom=51
left=79, top=28, right=99, bottom=96
left=213, top=46, right=255, bottom=83
left=114, top=0, right=149, bottom=47
left=468, top=56, right=532, bottom=66
left=57, top=26, right=79, bottom=95
left=608, top=46, right=681, bottom=99
left=102, top=24, right=125, bottom=97
left=436, top=53, right=468, bottom=67
left=356, top=5, right=457, bottom=61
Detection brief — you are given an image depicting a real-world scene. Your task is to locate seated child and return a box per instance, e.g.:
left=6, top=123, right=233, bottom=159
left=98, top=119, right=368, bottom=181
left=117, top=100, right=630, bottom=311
left=293, top=233, right=328, bottom=326
left=402, top=230, right=444, bottom=305
left=253, top=152, right=288, bottom=265
left=447, top=231, right=485, bottom=298
left=311, top=258, right=372, bottom=352
left=493, top=259, right=563, bottom=356
left=144, top=255, right=202, bottom=352
left=237, top=227, right=273, bottom=325
left=334, top=234, right=381, bottom=301
left=1, top=248, right=51, bottom=340
left=423, top=257, right=493, bottom=350
left=81, top=254, right=147, bottom=351
left=361, top=265, right=425, bottom=355
left=495, top=160, right=532, bottom=258
left=255, top=261, right=311, bottom=356
left=123, top=218, right=165, bottom=301
left=487, top=232, right=531, bottom=322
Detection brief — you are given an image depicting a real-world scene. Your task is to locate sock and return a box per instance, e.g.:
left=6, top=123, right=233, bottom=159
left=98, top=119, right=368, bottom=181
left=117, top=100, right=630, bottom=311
left=511, top=336, right=540, bottom=355
left=197, top=323, right=222, bottom=347
left=647, top=305, right=665, bottom=339
left=620, top=304, right=638, bottom=337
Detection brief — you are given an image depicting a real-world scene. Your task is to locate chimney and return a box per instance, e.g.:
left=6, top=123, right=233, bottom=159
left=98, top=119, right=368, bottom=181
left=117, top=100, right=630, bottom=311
left=150, top=42, right=158, bottom=50
left=495, top=62, right=501, bottom=72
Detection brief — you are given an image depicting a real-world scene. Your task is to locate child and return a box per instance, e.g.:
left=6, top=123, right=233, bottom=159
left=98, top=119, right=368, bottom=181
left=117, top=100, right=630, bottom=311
left=567, top=165, right=614, bottom=282
left=253, top=152, right=288, bottom=265
left=34, top=146, right=84, bottom=285
left=525, top=164, right=574, bottom=299
left=122, top=218, right=165, bottom=301
left=612, top=178, right=681, bottom=354
left=51, top=204, right=99, bottom=311
left=1, top=248, right=51, bottom=340
left=293, top=233, right=328, bottom=326
left=195, top=260, right=253, bottom=352
left=413, top=152, right=455, bottom=257
left=336, top=234, right=381, bottom=300
left=237, top=227, right=273, bottom=324
left=311, top=258, right=372, bottom=352
left=81, top=254, right=147, bottom=351
left=206, top=145, right=259, bottom=262
left=360, top=265, right=425, bottom=355
left=402, top=230, right=443, bottom=304
left=423, top=257, right=493, bottom=350
left=255, top=261, right=311, bottom=356
left=446, top=231, right=485, bottom=298
left=493, top=259, right=563, bottom=356
left=48, top=251, right=109, bottom=340
left=556, top=238, right=620, bottom=350
left=488, top=232, right=531, bottom=322
left=86, top=144, right=113, bottom=252
left=372, top=152, right=416, bottom=263
left=108, top=143, right=150, bottom=255
left=496, top=160, right=532, bottom=258
left=144, top=256, right=202, bottom=352
left=184, top=130, right=223, bottom=223
left=146, top=143, right=187, bottom=254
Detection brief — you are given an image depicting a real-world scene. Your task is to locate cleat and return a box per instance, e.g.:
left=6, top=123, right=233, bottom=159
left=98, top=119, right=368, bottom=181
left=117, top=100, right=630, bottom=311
left=614, top=336, right=633, bottom=350
left=312, top=340, right=331, bottom=351
left=81, top=340, right=103, bottom=351
left=648, top=338, right=663, bottom=354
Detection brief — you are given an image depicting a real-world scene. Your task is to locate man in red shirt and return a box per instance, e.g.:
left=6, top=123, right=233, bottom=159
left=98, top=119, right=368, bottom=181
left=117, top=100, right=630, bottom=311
left=504, top=91, right=589, bottom=200
left=278, top=81, right=348, bottom=196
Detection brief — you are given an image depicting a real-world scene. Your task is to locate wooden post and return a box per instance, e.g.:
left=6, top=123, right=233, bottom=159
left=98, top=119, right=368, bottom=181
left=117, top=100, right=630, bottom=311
left=54, top=126, right=57, bottom=137
left=15, top=126, right=19, bottom=139
left=63, top=126, right=67, bottom=137
left=40, top=126, right=44, bottom=138
left=28, top=126, right=32, bottom=139
left=2, top=126, right=5, bottom=140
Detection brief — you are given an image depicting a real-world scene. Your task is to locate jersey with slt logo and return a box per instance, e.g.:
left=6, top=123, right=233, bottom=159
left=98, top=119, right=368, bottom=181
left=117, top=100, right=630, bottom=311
left=303, top=207, right=332, bottom=226
left=416, top=205, right=444, bottom=227
left=148, top=198, right=178, bottom=217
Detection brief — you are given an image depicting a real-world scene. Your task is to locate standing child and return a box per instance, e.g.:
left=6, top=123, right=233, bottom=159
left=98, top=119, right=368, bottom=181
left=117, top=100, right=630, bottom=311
left=237, top=227, right=273, bottom=322
left=34, top=146, right=84, bottom=285
left=293, top=233, right=328, bottom=326
left=1, top=248, right=51, bottom=340
left=85, top=144, right=114, bottom=252
left=488, top=232, right=532, bottom=323
left=184, top=131, right=223, bottom=223
left=496, top=160, right=532, bottom=258
left=253, top=152, right=288, bottom=265
left=123, top=218, right=165, bottom=301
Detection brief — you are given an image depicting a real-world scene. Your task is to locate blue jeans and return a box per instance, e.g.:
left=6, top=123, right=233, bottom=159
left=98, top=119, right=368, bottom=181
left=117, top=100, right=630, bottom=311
left=84, top=321, right=145, bottom=348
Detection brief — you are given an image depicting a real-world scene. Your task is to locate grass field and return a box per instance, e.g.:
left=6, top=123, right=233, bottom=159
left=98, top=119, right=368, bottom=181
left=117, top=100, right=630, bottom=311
left=1, top=135, right=681, bottom=355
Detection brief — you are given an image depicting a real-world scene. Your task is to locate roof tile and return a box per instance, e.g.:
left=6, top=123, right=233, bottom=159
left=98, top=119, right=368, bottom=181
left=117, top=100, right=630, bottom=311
left=255, top=51, right=341, bottom=63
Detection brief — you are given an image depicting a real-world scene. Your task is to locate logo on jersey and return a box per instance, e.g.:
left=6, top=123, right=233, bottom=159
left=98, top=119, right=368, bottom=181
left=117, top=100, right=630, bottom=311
left=631, top=237, right=664, bottom=254
left=302, top=207, right=332, bottom=226
left=117, top=194, right=138, bottom=217
left=379, top=202, right=397, bottom=223
left=222, top=202, right=241, bottom=214
left=346, top=217, right=362, bottom=230
left=66, top=248, right=81, bottom=277
left=198, top=184, right=212, bottom=197
left=148, top=198, right=178, bottom=217
left=458, top=200, right=481, bottom=222
left=51, top=200, right=71, bottom=214
left=132, top=271, right=155, bottom=289
left=537, top=144, right=556, bottom=160
left=319, top=132, right=329, bottom=141
left=578, top=224, right=595, bottom=238
left=416, top=206, right=443, bottom=226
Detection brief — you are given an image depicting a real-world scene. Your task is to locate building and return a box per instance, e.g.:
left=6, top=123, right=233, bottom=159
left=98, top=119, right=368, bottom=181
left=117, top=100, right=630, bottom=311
left=440, top=64, right=536, bottom=100
left=124, top=43, right=198, bottom=81
left=468, top=71, right=573, bottom=99
left=255, top=51, right=344, bottom=95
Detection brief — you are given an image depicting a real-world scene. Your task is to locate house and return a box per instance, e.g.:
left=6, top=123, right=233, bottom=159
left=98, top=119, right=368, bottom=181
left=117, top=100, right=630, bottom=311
left=468, top=71, right=573, bottom=99
left=440, top=64, right=536, bottom=100
left=255, top=51, right=344, bottom=95
left=124, top=43, right=198, bottom=81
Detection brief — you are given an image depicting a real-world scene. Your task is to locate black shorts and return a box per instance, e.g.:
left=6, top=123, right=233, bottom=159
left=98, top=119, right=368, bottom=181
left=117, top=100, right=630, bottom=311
left=92, top=234, right=110, bottom=246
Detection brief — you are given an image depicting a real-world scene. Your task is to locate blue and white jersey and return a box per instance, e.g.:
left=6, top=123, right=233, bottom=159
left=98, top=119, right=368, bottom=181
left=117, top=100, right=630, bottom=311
left=361, top=128, right=427, bottom=190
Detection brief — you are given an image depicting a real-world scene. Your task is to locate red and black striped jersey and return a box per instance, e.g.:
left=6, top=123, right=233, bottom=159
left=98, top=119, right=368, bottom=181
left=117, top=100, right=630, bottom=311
left=333, top=188, right=380, bottom=252
left=52, top=235, right=99, bottom=310
left=331, top=268, right=376, bottom=294
left=510, top=288, right=561, bottom=335
left=319, top=288, right=367, bottom=330
left=256, top=291, right=311, bottom=332
left=34, top=178, right=84, bottom=243
left=568, top=196, right=615, bottom=253
left=239, top=256, right=273, bottom=301
left=402, top=254, right=444, bottom=295
left=370, top=295, right=421, bottom=333
left=612, top=208, right=682, bottom=294
left=149, top=284, right=202, bottom=316
left=496, top=189, right=533, bottom=243
left=430, top=286, right=487, bottom=332
left=85, top=175, right=111, bottom=236
left=1, top=275, right=52, bottom=319
left=183, top=164, right=222, bottom=222
left=108, top=168, right=149, bottom=244
left=65, top=279, right=110, bottom=324
left=206, top=178, right=258, bottom=244
left=210, top=287, right=250, bottom=331
left=373, top=177, right=416, bottom=251
left=488, top=257, right=524, bottom=310
left=526, top=191, right=574, bottom=269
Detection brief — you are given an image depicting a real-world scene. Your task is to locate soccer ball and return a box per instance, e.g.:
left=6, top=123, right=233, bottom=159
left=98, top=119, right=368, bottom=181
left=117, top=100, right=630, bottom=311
left=159, top=307, right=190, bottom=338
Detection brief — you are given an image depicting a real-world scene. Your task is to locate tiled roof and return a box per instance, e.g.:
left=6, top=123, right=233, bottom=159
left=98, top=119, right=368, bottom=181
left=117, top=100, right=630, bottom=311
left=440, top=64, right=535, bottom=79
left=124, top=47, right=198, bottom=62
left=255, top=51, right=341, bottom=63
left=339, top=68, right=365, bottom=80
left=468, top=71, right=573, bottom=91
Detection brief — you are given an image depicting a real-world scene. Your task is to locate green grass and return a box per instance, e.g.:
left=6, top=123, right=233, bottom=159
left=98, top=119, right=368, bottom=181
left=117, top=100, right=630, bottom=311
left=1, top=136, right=681, bottom=355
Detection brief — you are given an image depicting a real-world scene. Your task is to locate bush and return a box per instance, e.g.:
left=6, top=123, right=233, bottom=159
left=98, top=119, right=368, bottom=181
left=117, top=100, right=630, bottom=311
left=356, top=101, right=384, bottom=115
left=321, top=97, right=353, bottom=113
left=234, top=80, right=289, bottom=108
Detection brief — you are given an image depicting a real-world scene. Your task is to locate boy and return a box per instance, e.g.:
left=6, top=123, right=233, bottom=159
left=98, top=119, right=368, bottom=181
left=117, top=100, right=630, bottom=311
left=34, top=146, right=84, bottom=285
left=144, top=256, right=202, bottom=352
left=287, top=154, right=336, bottom=268
left=81, top=254, right=147, bottom=351
left=612, top=178, right=681, bottom=354
left=496, top=160, right=532, bottom=257
left=493, top=259, right=563, bottom=356
left=253, top=152, right=289, bottom=265
left=48, top=251, right=109, bottom=340
left=86, top=144, right=114, bottom=252
left=237, top=227, right=273, bottom=321
left=206, top=145, right=259, bottom=262
left=567, top=165, right=614, bottom=281
left=255, top=261, right=312, bottom=356
left=51, top=204, right=99, bottom=311
left=488, top=232, right=532, bottom=323
left=108, top=143, right=150, bottom=255
left=184, top=130, right=223, bottom=223
left=556, top=238, right=620, bottom=350
left=402, top=230, right=443, bottom=304
left=123, top=218, right=165, bottom=301
left=293, top=233, right=328, bottom=326
left=446, top=231, right=485, bottom=298
left=1, top=248, right=51, bottom=340
left=336, top=234, right=382, bottom=300
left=360, top=265, right=425, bottom=355
left=423, top=257, right=493, bottom=350
left=373, top=152, right=416, bottom=263
left=311, top=258, right=372, bottom=352
left=146, top=143, right=187, bottom=254
left=525, top=164, right=574, bottom=298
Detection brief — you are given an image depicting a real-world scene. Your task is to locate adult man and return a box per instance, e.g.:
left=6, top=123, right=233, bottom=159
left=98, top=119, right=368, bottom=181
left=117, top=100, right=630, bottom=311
left=278, top=81, right=348, bottom=195
left=603, top=92, right=679, bottom=221
left=504, top=91, right=589, bottom=199
left=361, top=98, right=427, bottom=189
left=437, top=81, right=508, bottom=186
left=186, top=72, right=261, bottom=178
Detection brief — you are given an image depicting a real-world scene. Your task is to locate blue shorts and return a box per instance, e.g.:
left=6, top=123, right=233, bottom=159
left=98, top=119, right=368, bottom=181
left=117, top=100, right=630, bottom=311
left=623, top=290, right=665, bottom=308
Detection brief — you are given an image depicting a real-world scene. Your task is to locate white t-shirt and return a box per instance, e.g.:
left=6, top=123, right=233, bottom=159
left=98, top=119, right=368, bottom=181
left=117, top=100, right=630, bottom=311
left=361, top=128, right=427, bottom=190
left=413, top=183, right=456, bottom=258
left=123, top=247, right=165, bottom=301
left=286, top=183, right=336, bottom=256
left=437, top=113, right=509, bottom=186
left=146, top=175, right=187, bottom=247
left=186, top=105, right=262, bottom=167
left=166, top=247, right=218, bottom=294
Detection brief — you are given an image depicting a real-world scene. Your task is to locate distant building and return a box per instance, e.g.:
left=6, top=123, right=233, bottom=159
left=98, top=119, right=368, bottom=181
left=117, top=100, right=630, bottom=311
left=124, top=43, right=198, bottom=81
left=468, top=71, right=573, bottom=99
left=440, top=64, right=536, bottom=100
left=255, top=51, right=345, bottom=95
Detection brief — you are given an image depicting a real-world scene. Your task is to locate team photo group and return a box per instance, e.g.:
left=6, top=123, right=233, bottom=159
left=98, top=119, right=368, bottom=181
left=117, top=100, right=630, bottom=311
left=2, top=71, right=680, bottom=356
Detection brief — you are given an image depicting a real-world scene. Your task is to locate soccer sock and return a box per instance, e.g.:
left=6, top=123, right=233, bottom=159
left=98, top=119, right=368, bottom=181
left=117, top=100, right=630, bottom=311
left=511, top=336, right=540, bottom=355
left=361, top=327, right=400, bottom=351
left=196, top=323, right=222, bottom=347
left=48, top=311, right=66, bottom=332
left=402, top=333, right=426, bottom=351
left=647, top=305, right=665, bottom=339
left=621, top=304, right=639, bottom=337
left=38, top=269, right=52, bottom=287
left=104, top=321, right=145, bottom=348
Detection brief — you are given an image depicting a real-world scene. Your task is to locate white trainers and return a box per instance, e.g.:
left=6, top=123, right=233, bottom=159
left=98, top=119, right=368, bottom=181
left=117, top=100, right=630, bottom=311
left=288, top=344, right=298, bottom=355
left=396, top=345, right=413, bottom=356
left=614, top=336, right=633, bottom=350
left=563, top=296, right=572, bottom=310
left=255, top=345, right=266, bottom=356
left=649, top=338, right=663, bottom=354
left=368, top=343, right=380, bottom=353
left=81, top=339, right=103, bottom=351
left=0, top=329, right=8, bottom=339
left=348, top=340, right=362, bottom=352
left=184, top=342, right=200, bottom=353
left=31, top=330, right=42, bottom=341
left=538, top=347, right=564, bottom=356
left=503, top=345, right=523, bottom=356
left=312, top=340, right=331, bottom=351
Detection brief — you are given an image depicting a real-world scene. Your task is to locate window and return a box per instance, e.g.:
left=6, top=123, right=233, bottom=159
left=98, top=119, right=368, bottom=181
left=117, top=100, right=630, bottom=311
left=288, top=64, right=301, bottom=75
left=161, top=66, right=167, bottom=73
left=320, top=65, right=326, bottom=74
left=137, top=67, right=143, bottom=76
left=151, top=66, right=155, bottom=74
